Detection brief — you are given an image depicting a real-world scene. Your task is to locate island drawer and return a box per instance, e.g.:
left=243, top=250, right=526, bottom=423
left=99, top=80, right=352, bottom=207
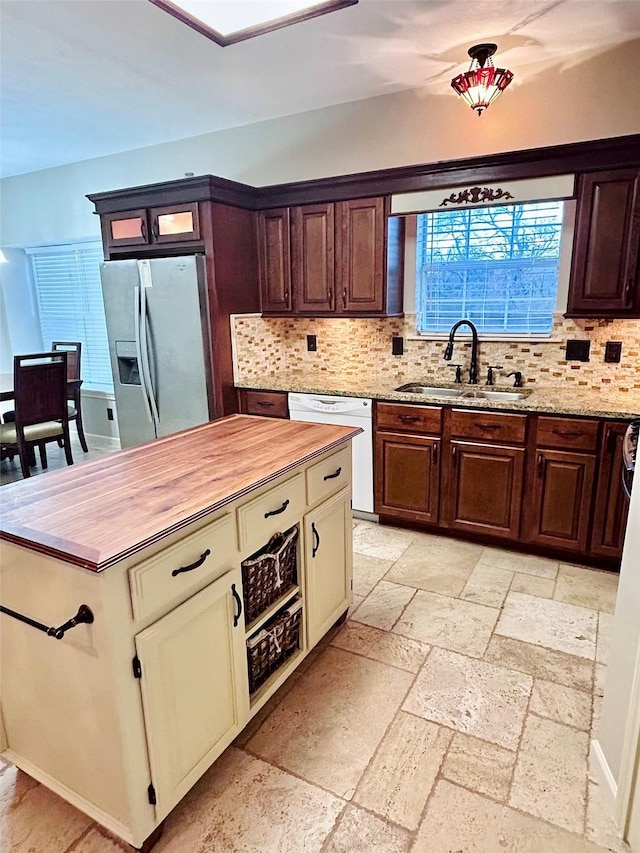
left=536, top=416, right=599, bottom=451
left=306, top=445, right=351, bottom=506
left=129, top=512, right=236, bottom=623
left=449, top=409, right=527, bottom=444
left=377, top=403, right=442, bottom=434
left=237, top=473, right=305, bottom=553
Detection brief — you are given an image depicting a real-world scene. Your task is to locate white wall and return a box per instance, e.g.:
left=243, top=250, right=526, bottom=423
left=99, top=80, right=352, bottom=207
left=0, top=249, right=42, bottom=368
left=1, top=38, right=639, bottom=248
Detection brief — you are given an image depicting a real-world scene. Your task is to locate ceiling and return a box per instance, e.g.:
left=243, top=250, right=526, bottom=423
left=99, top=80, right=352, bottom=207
left=2, top=0, right=640, bottom=179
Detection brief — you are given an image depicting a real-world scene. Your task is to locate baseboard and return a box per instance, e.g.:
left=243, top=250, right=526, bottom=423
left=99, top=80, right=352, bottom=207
left=590, top=738, right=618, bottom=808
left=352, top=510, right=378, bottom=522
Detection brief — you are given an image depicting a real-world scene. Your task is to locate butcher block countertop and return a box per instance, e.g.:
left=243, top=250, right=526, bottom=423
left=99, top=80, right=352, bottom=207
left=0, top=415, right=360, bottom=572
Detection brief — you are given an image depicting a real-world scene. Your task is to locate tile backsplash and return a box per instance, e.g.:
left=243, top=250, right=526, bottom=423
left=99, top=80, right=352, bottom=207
left=233, top=313, right=640, bottom=397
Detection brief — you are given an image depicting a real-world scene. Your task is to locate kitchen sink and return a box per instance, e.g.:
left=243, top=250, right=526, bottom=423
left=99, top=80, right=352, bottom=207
left=395, top=383, right=527, bottom=402
left=462, top=390, right=528, bottom=402
left=394, top=384, right=465, bottom=397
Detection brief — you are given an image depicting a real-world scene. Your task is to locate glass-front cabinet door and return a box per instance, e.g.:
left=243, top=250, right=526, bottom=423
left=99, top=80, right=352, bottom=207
left=149, top=203, right=200, bottom=244
left=103, top=209, right=150, bottom=248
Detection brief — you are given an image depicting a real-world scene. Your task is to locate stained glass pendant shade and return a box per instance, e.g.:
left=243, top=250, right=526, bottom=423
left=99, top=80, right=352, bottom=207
left=451, top=43, right=514, bottom=116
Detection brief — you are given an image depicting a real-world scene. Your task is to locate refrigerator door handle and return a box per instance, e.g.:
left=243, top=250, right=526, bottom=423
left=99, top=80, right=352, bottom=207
left=133, top=284, right=154, bottom=427
left=138, top=279, right=160, bottom=433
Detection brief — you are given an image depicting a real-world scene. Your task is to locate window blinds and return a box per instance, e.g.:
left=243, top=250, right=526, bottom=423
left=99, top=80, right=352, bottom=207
left=28, top=244, right=113, bottom=392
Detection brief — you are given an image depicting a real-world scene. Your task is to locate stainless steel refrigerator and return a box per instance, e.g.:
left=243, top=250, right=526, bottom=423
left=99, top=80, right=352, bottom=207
left=100, top=255, right=213, bottom=448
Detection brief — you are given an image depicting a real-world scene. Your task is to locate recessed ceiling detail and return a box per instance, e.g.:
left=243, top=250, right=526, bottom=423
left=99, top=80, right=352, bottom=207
left=148, top=0, right=358, bottom=46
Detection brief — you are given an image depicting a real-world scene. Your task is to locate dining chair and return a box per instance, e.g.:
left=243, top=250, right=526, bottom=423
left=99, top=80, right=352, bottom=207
left=51, top=341, right=88, bottom=452
left=0, top=352, right=74, bottom=478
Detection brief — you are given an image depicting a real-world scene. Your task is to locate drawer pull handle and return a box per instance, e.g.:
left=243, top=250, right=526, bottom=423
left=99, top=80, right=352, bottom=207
left=551, top=429, right=582, bottom=439
left=474, top=422, right=500, bottom=431
left=538, top=453, right=545, bottom=476
left=256, top=400, right=275, bottom=408
left=312, top=522, right=320, bottom=558
left=323, top=466, right=342, bottom=481
left=342, top=288, right=347, bottom=309
left=433, top=443, right=439, bottom=466
left=231, top=583, right=242, bottom=627
left=265, top=499, right=290, bottom=518
left=172, top=549, right=211, bottom=577
left=399, top=415, right=420, bottom=423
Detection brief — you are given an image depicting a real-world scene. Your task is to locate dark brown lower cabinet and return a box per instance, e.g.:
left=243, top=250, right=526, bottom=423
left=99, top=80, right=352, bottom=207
left=527, top=449, right=596, bottom=552
left=590, top=422, right=630, bottom=558
left=374, top=431, right=440, bottom=524
left=445, top=441, right=525, bottom=540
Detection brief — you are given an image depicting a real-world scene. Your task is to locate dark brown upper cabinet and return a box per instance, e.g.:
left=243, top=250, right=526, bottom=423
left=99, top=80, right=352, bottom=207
left=258, top=196, right=403, bottom=317
left=258, top=207, right=293, bottom=313
left=101, top=202, right=200, bottom=253
left=567, top=169, right=640, bottom=317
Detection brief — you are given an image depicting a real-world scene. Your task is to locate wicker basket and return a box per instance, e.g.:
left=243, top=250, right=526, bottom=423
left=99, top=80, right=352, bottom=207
left=246, top=599, right=302, bottom=694
left=241, top=525, right=298, bottom=624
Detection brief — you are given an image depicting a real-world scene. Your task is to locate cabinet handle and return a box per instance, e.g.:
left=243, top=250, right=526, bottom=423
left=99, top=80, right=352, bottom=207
left=399, top=415, right=420, bottom=423
left=264, top=499, right=289, bottom=518
left=284, top=289, right=290, bottom=306
left=311, top=522, right=320, bottom=558
left=433, top=443, right=439, bottom=466
left=474, top=422, right=500, bottom=431
left=171, top=548, right=211, bottom=577
left=452, top=445, right=457, bottom=467
left=328, top=288, right=333, bottom=308
left=152, top=218, right=159, bottom=240
left=552, top=428, right=582, bottom=439
left=140, top=220, right=147, bottom=242
left=231, top=583, right=242, bottom=627
left=625, top=278, right=634, bottom=305
left=323, top=466, right=342, bottom=481
left=538, top=453, right=545, bottom=476
left=256, top=400, right=275, bottom=408
left=342, top=288, right=347, bottom=309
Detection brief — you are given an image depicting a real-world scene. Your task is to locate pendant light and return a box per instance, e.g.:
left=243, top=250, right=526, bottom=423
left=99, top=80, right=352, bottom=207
left=451, top=43, right=513, bottom=116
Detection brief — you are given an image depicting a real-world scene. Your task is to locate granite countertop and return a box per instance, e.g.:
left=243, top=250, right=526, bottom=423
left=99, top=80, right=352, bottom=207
left=237, top=373, right=640, bottom=420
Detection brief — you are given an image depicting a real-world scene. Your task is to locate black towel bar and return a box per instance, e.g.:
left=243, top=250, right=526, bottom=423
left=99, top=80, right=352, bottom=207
left=0, top=604, right=94, bottom=640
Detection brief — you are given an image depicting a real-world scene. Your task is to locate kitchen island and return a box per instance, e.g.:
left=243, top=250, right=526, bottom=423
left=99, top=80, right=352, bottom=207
left=0, top=415, right=360, bottom=849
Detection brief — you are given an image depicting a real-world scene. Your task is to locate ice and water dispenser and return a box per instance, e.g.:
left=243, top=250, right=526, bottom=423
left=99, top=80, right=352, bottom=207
left=115, top=341, right=141, bottom=386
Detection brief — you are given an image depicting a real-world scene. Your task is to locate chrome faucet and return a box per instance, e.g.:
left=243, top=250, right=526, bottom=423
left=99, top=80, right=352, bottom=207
left=443, top=320, right=479, bottom=384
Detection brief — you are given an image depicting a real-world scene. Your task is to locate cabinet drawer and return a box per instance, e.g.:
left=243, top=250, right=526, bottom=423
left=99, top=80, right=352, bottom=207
left=240, top=390, right=289, bottom=418
left=237, top=473, right=305, bottom=553
left=129, top=513, right=236, bottom=622
left=449, top=409, right=527, bottom=445
left=306, top=445, right=351, bottom=506
left=536, top=416, right=599, bottom=452
left=376, top=402, right=442, bottom=434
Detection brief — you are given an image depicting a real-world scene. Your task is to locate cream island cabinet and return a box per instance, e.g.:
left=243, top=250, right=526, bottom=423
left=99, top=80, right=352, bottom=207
left=0, top=416, right=359, bottom=850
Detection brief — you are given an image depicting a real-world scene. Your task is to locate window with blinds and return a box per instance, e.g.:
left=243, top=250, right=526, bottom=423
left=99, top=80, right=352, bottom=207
left=415, top=201, right=564, bottom=336
left=28, top=243, right=113, bottom=392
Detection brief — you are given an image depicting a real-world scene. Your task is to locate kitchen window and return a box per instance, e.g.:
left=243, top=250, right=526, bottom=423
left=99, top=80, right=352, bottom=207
left=27, top=242, right=113, bottom=392
left=415, top=200, right=564, bottom=336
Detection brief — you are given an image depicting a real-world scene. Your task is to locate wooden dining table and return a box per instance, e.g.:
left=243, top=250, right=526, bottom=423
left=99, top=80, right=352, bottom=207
left=0, top=373, right=82, bottom=403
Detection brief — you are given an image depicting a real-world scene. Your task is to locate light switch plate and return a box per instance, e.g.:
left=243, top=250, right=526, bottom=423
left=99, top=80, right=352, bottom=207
left=566, top=340, right=591, bottom=362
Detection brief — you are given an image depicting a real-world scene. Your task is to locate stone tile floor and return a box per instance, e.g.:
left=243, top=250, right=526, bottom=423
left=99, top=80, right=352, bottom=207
left=0, top=519, right=629, bottom=852
left=1, top=432, right=120, bottom=486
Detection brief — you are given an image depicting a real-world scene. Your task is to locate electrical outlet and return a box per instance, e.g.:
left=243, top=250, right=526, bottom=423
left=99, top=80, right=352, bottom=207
left=604, top=341, right=622, bottom=363
left=392, top=336, right=404, bottom=356
left=107, top=407, right=114, bottom=421
left=306, top=335, right=317, bottom=352
left=565, top=340, right=591, bottom=362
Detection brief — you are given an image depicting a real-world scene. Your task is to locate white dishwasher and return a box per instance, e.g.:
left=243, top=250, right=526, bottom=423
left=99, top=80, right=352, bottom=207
left=288, top=393, right=374, bottom=515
